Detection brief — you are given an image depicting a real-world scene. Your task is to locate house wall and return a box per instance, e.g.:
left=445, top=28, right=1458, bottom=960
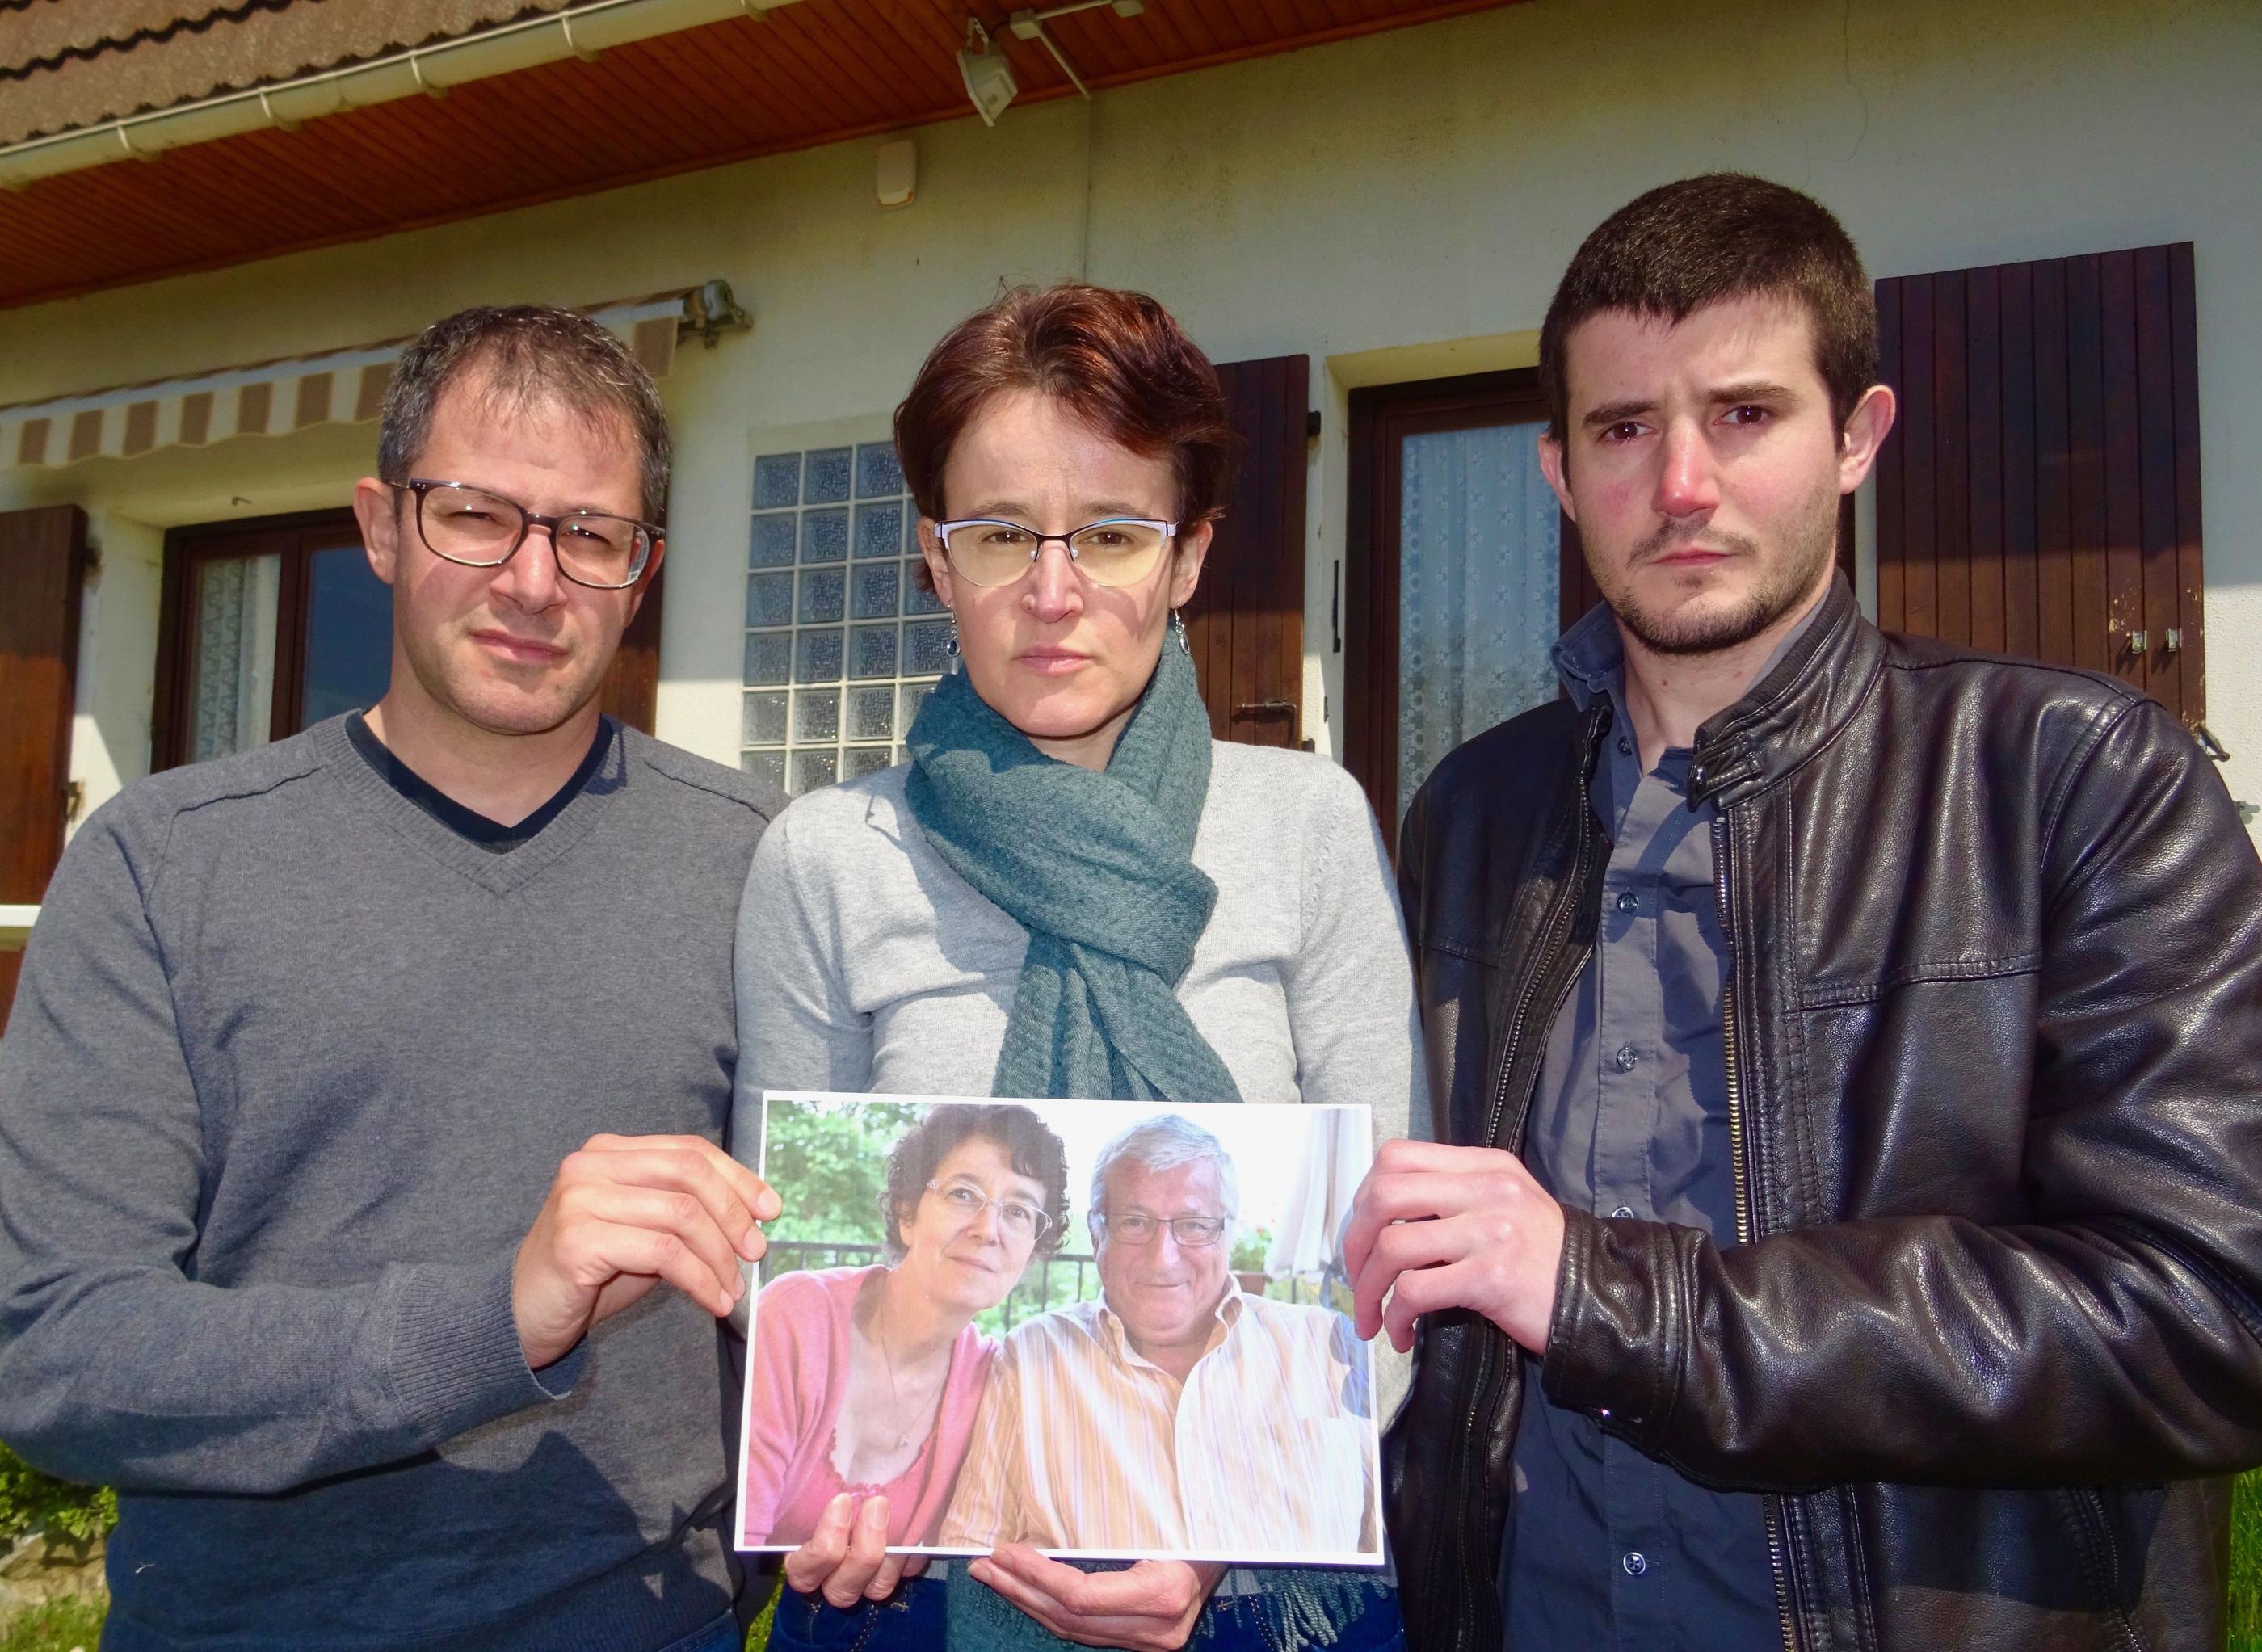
left=2, top=0, right=2256, bottom=841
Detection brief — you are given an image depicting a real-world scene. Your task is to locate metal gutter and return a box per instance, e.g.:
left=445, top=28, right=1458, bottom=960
left=0, top=0, right=807, bottom=191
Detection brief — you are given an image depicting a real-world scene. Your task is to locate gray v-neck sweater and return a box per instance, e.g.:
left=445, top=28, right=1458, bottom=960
left=0, top=713, right=780, bottom=1650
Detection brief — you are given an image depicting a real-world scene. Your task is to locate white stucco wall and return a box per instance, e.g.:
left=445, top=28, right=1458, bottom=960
left=2, top=0, right=2256, bottom=841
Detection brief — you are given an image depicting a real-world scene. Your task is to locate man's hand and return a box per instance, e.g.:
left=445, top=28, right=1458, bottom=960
left=968, top=1549, right=1226, bottom=1651
left=1343, top=1138, right=1567, bottom=1355
left=513, top=1133, right=780, bottom=1370
left=784, top=1494, right=927, bottom=1609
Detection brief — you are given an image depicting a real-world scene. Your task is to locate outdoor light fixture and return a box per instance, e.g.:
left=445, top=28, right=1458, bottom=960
left=957, top=19, right=1019, bottom=127
left=877, top=137, right=916, bottom=208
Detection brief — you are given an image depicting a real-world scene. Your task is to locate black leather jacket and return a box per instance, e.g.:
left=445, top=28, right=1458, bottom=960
left=1384, top=578, right=2262, bottom=1652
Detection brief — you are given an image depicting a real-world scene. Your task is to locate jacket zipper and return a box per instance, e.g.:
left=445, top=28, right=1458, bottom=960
left=1435, top=709, right=1606, bottom=1650
left=1714, top=809, right=1800, bottom=1652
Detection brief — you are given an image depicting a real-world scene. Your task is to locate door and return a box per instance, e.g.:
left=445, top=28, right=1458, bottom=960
left=1347, top=369, right=1585, bottom=851
left=0, top=504, right=88, bottom=1034
left=1188, top=354, right=1310, bottom=748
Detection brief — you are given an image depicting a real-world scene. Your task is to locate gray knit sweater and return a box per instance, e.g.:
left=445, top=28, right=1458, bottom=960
left=0, top=714, right=778, bottom=1651
left=731, top=740, right=1427, bottom=1145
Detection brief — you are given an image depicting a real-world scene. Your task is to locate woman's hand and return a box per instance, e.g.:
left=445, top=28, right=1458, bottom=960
left=783, top=1494, right=928, bottom=1610
left=968, top=1548, right=1226, bottom=1650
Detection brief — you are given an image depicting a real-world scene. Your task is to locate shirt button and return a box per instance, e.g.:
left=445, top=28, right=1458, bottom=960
left=1622, top=1551, right=1648, bottom=1578
left=1615, top=889, right=1639, bottom=914
left=1614, top=1045, right=1639, bottom=1072
left=1617, top=736, right=1633, bottom=755
left=1611, top=1204, right=1636, bottom=1220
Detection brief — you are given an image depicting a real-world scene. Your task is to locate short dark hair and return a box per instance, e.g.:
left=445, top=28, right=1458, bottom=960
left=880, top=1103, right=1071, bottom=1265
left=1538, top=174, right=1879, bottom=443
left=377, top=305, right=673, bottom=522
left=895, top=282, right=1241, bottom=535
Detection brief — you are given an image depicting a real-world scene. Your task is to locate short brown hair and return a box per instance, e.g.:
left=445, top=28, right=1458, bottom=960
left=1538, top=174, right=1878, bottom=443
left=894, top=284, right=1240, bottom=532
left=881, top=1103, right=1071, bottom=1265
left=378, top=305, right=672, bottom=523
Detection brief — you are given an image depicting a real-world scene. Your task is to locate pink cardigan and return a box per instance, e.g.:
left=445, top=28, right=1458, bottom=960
left=741, top=1264, right=994, bottom=1547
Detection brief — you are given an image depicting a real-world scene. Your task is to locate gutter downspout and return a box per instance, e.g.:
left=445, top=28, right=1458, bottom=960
left=0, top=0, right=806, bottom=192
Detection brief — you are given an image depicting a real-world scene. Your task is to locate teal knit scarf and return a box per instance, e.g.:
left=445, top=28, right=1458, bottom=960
left=910, top=645, right=1383, bottom=1649
left=904, top=643, right=1242, bottom=1104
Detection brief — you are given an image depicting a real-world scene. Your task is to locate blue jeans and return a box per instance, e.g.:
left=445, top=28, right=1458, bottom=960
left=655, top=1610, right=743, bottom=1652
left=765, top=1577, right=1406, bottom=1651
left=764, top=1576, right=947, bottom=1651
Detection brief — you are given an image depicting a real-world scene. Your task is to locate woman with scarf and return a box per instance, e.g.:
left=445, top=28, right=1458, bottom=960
left=734, top=283, right=1422, bottom=1652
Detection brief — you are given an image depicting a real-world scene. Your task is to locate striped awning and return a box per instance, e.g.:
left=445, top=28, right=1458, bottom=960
left=0, top=289, right=696, bottom=470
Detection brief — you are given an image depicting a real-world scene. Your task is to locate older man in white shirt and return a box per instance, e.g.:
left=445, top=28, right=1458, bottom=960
left=940, top=1114, right=1377, bottom=1560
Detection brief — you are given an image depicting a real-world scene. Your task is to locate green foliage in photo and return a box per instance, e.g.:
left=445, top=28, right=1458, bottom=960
left=758, top=1099, right=924, bottom=1255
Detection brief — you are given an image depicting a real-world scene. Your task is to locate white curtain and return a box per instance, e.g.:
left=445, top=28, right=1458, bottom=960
left=1264, top=1108, right=1367, bottom=1281
left=189, top=553, right=281, bottom=763
left=1396, top=421, right=1562, bottom=822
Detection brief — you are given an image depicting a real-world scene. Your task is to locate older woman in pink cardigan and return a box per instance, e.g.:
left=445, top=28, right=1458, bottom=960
left=742, top=1103, right=1070, bottom=1548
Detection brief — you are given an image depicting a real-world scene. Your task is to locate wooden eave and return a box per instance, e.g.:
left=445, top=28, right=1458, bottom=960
left=0, top=0, right=1524, bottom=313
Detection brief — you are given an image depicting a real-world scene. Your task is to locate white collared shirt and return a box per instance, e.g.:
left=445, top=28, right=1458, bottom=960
left=938, top=1288, right=1378, bottom=1561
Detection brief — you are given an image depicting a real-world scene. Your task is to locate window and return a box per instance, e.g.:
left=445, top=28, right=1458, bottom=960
left=742, top=433, right=953, bottom=796
left=153, top=510, right=392, bottom=771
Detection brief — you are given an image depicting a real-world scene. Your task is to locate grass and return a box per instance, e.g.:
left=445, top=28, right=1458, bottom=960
left=0, top=1597, right=104, bottom=1652
left=2235, top=1468, right=2261, bottom=1651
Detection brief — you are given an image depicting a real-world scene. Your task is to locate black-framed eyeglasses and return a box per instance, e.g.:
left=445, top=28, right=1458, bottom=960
left=930, top=517, right=1178, bottom=589
left=1095, top=1210, right=1230, bottom=1248
left=924, top=1178, right=1055, bottom=1246
left=389, top=478, right=661, bottom=591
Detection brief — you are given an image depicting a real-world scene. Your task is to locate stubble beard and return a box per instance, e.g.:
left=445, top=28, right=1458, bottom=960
left=1598, top=477, right=1841, bottom=659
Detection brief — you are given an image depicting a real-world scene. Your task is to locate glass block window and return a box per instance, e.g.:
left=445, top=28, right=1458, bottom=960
left=745, top=437, right=947, bottom=794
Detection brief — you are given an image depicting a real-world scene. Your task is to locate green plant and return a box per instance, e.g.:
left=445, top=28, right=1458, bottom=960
left=2234, top=1468, right=2260, bottom=1650
left=1, top=1595, right=107, bottom=1652
left=759, top=1099, right=925, bottom=1254
left=1228, top=1225, right=1273, bottom=1275
left=0, top=1444, right=114, bottom=1546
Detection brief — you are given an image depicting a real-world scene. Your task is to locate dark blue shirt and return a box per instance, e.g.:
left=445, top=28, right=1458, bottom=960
left=1499, top=602, right=1804, bottom=1650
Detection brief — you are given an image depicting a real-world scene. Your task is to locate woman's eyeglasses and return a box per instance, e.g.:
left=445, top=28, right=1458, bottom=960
left=923, top=1178, right=1054, bottom=1245
left=389, top=479, right=660, bottom=591
left=931, top=518, right=1176, bottom=589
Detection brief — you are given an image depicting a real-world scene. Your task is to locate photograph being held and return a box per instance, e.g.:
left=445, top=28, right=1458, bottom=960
left=740, top=1103, right=1070, bottom=1549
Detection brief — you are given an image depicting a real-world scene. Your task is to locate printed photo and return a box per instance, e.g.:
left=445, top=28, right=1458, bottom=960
left=736, top=1093, right=1382, bottom=1566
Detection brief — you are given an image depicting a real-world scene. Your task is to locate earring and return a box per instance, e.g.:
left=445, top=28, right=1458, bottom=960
left=944, top=620, right=961, bottom=658
left=1171, top=609, right=1191, bottom=656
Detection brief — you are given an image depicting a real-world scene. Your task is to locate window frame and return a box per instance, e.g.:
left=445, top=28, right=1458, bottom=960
left=153, top=506, right=369, bottom=773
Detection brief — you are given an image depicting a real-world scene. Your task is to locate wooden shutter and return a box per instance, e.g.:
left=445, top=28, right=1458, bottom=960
left=599, top=561, right=664, bottom=734
left=1189, top=355, right=1310, bottom=748
left=0, top=505, right=89, bottom=1034
left=1874, top=244, right=2204, bottom=725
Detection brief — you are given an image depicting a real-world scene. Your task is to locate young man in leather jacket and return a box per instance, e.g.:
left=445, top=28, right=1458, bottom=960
left=1344, top=174, right=2262, bottom=1652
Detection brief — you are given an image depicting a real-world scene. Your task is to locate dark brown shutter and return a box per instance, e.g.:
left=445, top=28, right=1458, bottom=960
left=1190, top=355, right=1310, bottom=748
left=1874, top=244, right=2204, bottom=725
left=599, top=561, right=664, bottom=734
left=0, top=505, right=89, bottom=1034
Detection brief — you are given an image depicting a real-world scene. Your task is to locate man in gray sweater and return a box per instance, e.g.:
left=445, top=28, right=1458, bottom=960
left=0, top=306, right=784, bottom=1651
